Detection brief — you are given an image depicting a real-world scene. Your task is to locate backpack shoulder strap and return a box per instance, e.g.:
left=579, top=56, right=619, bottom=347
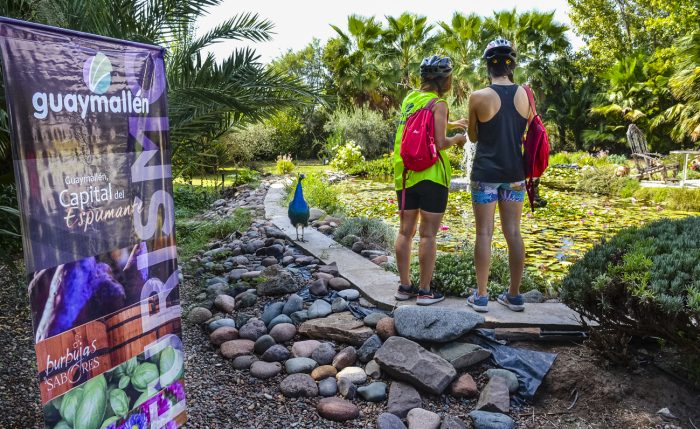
left=522, top=84, right=537, bottom=120
left=425, top=97, right=439, bottom=110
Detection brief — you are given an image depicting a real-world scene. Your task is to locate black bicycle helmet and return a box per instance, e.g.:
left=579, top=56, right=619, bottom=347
left=420, top=55, right=453, bottom=78
left=482, top=37, right=517, bottom=61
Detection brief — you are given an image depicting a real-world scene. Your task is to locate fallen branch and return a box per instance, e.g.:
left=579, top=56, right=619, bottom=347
left=689, top=418, right=698, bottom=429
left=518, top=411, right=571, bottom=417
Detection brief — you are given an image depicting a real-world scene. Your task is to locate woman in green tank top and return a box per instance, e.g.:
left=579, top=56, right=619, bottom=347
left=393, top=55, right=467, bottom=305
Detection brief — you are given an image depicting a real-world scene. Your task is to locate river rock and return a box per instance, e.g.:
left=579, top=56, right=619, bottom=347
left=475, top=377, right=510, bottom=413
left=270, top=323, right=296, bottom=343
left=316, top=397, right=359, bottom=422
left=299, top=312, right=374, bottom=346
left=268, top=314, right=294, bottom=329
left=407, top=408, right=441, bottom=429
left=328, top=277, right=351, bottom=291
left=522, top=289, right=545, bottom=303
left=209, top=327, right=238, bottom=345
left=378, top=413, right=408, bottom=429
left=451, top=373, right=478, bottom=398
left=374, top=336, right=456, bottom=395
left=394, top=306, right=484, bottom=343
left=358, top=334, right=382, bottom=363
left=309, top=207, right=326, bottom=222
left=290, top=310, right=309, bottom=324
left=364, top=312, right=389, bottom=328
left=239, top=319, right=267, bottom=341
left=331, top=297, right=348, bottom=313
left=311, top=342, right=337, bottom=365
left=338, top=289, right=360, bottom=301
left=332, top=346, right=357, bottom=370
left=311, top=365, right=337, bottom=381
left=280, top=373, right=318, bottom=398
left=387, top=381, right=422, bottom=418
left=253, top=335, right=276, bottom=355
left=365, top=359, right=382, bottom=378
left=318, top=377, right=338, bottom=397
left=485, top=369, right=519, bottom=393
left=308, top=299, right=332, bottom=319
left=337, top=377, right=357, bottom=400
left=208, top=318, right=236, bottom=331
left=234, top=292, right=257, bottom=309
left=358, top=382, right=387, bottom=402
left=317, top=262, right=339, bottom=276
left=220, top=339, right=254, bottom=359
left=468, top=411, right=515, bottom=429
left=309, top=278, right=329, bottom=296
left=376, top=317, right=397, bottom=341
left=282, top=294, right=304, bottom=315
left=250, top=361, right=282, bottom=380
left=257, top=266, right=302, bottom=295
left=432, top=342, right=491, bottom=369
left=292, top=340, right=321, bottom=358
left=214, top=295, right=236, bottom=313
left=232, top=355, right=257, bottom=370
left=187, top=307, right=212, bottom=325
left=285, top=357, right=318, bottom=374
left=440, top=415, right=468, bottom=429
left=261, top=344, right=290, bottom=362
left=261, top=302, right=285, bottom=325
left=228, top=268, right=248, bottom=281
left=336, top=366, right=367, bottom=385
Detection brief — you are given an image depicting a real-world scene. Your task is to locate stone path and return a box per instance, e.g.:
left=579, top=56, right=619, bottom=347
left=265, top=182, right=588, bottom=331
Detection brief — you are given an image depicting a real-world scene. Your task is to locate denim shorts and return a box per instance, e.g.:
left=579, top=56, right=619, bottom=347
left=471, top=181, right=526, bottom=204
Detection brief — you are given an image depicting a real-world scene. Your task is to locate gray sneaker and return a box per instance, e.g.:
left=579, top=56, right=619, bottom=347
left=394, top=284, right=419, bottom=301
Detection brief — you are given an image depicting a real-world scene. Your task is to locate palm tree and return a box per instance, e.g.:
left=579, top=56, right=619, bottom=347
left=437, top=12, right=484, bottom=102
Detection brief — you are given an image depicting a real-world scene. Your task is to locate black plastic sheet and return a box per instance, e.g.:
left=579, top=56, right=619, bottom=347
left=468, top=328, right=557, bottom=401
left=296, top=285, right=390, bottom=319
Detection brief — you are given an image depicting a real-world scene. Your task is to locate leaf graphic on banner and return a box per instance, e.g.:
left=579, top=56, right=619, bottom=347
left=88, top=53, right=112, bottom=94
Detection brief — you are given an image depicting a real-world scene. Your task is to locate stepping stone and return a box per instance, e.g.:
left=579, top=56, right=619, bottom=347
left=407, top=408, right=441, bottom=429
left=387, top=381, right=422, bottom=418
left=451, top=373, right=478, bottom=398
left=338, top=289, right=360, bottom=301
left=308, top=299, right=332, bottom=319
left=468, top=411, right=515, bottom=429
left=475, top=376, right=510, bottom=414
left=299, top=312, right=374, bottom=346
left=394, top=306, right=484, bottom=343
left=291, top=340, right=321, bottom=358
left=357, top=381, right=387, bottom=402
left=269, top=323, right=296, bottom=343
left=378, top=412, right=407, bottom=429
left=220, top=339, right=254, bottom=359
left=285, top=357, right=318, bottom=374
left=209, top=327, right=238, bottom=346
left=332, top=346, right=357, bottom=370
left=485, top=369, right=519, bottom=393
left=336, top=366, right=367, bottom=385
left=374, top=337, right=456, bottom=395
left=318, top=377, right=338, bottom=397
left=316, top=397, right=359, bottom=422
left=250, top=361, right=282, bottom=380
left=358, top=334, right=382, bottom=363
left=280, top=373, right=318, bottom=398
left=440, top=415, right=468, bottom=429
left=431, top=342, right=491, bottom=369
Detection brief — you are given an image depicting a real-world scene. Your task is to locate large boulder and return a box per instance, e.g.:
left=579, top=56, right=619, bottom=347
left=298, top=312, right=374, bottom=346
left=394, top=306, right=484, bottom=343
left=257, top=266, right=302, bottom=296
left=374, top=337, right=456, bottom=395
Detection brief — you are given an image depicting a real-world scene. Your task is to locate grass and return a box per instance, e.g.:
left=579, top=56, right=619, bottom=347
left=176, top=208, right=252, bottom=260
left=261, top=159, right=328, bottom=176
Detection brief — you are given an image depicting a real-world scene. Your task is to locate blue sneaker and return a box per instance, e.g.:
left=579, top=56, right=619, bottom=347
left=497, top=292, right=525, bottom=312
left=466, top=291, right=489, bottom=313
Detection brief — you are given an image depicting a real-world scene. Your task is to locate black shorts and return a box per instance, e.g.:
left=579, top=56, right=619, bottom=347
left=396, top=180, right=449, bottom=213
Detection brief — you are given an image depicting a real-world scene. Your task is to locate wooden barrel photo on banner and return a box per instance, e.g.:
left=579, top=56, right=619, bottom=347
left=0, top=16, right=187, bottom=429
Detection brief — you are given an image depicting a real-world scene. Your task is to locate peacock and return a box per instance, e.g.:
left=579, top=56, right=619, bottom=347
left=288, top=174, right=310, bottom=241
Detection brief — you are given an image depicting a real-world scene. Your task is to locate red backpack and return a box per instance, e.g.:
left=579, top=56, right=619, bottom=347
left=399, top=98, right=441, bottom=215
left=522, top=85, right=550, bottom=211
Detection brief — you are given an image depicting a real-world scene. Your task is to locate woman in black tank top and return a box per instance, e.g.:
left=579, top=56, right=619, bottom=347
left=465, top=38, right=530, bottom=313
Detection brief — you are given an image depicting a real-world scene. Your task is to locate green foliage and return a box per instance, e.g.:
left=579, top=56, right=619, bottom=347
left=333, top=217, right=396, bottom=249
left=632, top=187, right=700, bottom=212
left=324, top=108, right=393, bottom=158
left=409, top=244, right=545, bottom=297
left=561, top=216, right=700, bottom=358
left=576, top=165, right=639, bottom=196
left=344, top=153, right=394, bottom=178
left=173, top=184, right=218, bottom=219
left=330, top=141, right=365, bottom=171
left=284, top=174, right=343, bottom=215
left=176, top=209, right=252, bottom=259
left=228, top=167, right=260, bottom=187
left=275, top=154, right=295, bottom=175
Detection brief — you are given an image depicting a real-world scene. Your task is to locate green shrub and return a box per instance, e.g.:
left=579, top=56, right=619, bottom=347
left=176, top=209, right=252, bottom=259
left=409, top=244, right=545, bottom=297
left=275, top=154, right=295, bottom=175
left=284, top=174, right=343, bottom=215
left=330, top=141, right=365, bottom=171
left=632, top=187, right=700, bottom=212
left=228, top=167, right=260, bottom=187
left=221, top=122, right=277, bottom=162
left=345, top=153, right=393, bottom=178
left=561, top=216, right=700, bottom=360
left=607, top=154, right=628, bottom=165
left=576, top=165, right=639, bottom=196
left=173, top=184, right=218, bottom=218
left=333, top=217, right=396, bottom=249
left=324, top=107, right=394, bottom=158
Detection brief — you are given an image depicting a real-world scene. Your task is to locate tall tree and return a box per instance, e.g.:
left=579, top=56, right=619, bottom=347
left=437, top=12, right=484, bottom=101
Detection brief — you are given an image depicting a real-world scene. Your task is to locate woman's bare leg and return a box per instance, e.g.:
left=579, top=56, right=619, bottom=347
left=417, top=210, right=444, bottom=291
left=395, top=209, right=419, bottom=286
left=473, top=201, right=497, bottom=296
left=498, top=199, right=525, bottom=295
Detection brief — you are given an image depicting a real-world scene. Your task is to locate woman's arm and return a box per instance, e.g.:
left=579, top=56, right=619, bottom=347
left=434, top=101, right=466, bottom=150
left=467, top=92, right=479, bottom=142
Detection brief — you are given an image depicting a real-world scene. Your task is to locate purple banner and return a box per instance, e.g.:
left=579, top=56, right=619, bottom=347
left=0, top=17, right=186, bottom=428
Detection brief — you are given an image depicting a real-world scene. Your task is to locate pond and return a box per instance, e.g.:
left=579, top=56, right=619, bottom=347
left=334, top=168, right=696, bottom=285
